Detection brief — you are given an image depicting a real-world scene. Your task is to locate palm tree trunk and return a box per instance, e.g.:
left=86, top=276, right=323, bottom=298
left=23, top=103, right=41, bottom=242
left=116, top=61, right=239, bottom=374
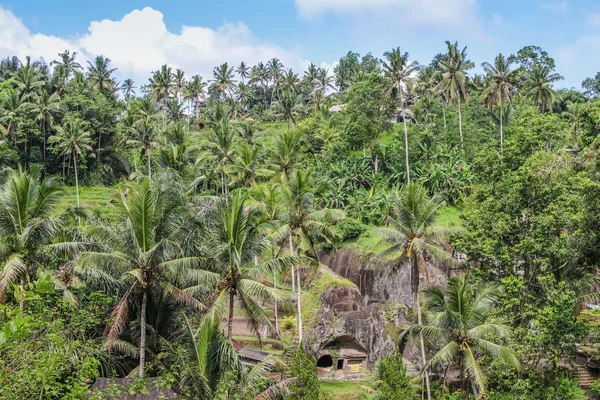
left=403, top=116, right=410, bottom=184
left=139, top=288, right=148, bottom=377
left=41, top=123, right=46, bottom=161
left=417, top=295, right=432, bottom=400
left=97, top=131, right=102, bottom=163
left=499, top=100, right=503, bottom=153
left=274, top=271, right=279, bottom=336
left=19, top=278, right=24, bottom=313
left=228, top=290, right=235, bottom=340
left=297, top=267, right=303, bottom=342
left=413, top=257, right=431, bottom=400
left=73, top=156, right=80, bottom=207
left=457, top=94, right=464, bottom=155
left=145, top=146, right=152, bottom=179
left=289, top=233, right=296, bottom=301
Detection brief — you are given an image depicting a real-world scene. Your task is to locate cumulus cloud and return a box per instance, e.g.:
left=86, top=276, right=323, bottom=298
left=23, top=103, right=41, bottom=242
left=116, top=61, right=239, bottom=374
left=0, top=6, right=315, bottom=82
left=295, top=0, right=478, bottom=28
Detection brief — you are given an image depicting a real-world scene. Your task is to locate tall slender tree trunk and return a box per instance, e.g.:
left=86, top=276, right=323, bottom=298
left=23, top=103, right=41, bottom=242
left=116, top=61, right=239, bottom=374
left=145, top=146, right=152, bottom=179
left=19, top=278, right=24, bottom=313
left=401, top=89, right=411, bottom=184
left=139, top=288, right=148, bottom=378
left=499, top=100, right=503, bottom=153
left=73, top=156, right=80, bottom=207
left=289, top=233, right=296, bottom=301
left=41, top=123, right=46, bottom=161
left=228, top=290, right=235, bottom=339
left=457, top=94, right=464, bottom=155
left=413, top=258, right=431, bottom=400
left=97, top=131, right=102, bottom=163
left=274, top=271, right=279, bottom=336
left=297, top=267, right=303, bottom=342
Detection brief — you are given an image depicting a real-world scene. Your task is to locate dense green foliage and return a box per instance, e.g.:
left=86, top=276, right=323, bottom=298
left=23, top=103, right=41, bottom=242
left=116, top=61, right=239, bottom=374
left=1, top=41, right=600, bottom=399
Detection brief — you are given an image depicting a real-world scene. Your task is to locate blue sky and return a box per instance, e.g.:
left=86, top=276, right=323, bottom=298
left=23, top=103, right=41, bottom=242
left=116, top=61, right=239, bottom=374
left=0, top=0, right=598, bottom=88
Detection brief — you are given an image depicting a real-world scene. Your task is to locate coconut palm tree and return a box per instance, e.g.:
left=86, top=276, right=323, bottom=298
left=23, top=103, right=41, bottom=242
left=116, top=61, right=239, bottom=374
left=405, top=275, right=520, bottom=399
left=49, top=119, right=94, bottom=207
left=120, top=78, right=136, bottom=101
left=378, top=183, right=455, bottom=400
left=174, top=68, right=186, bottom=104
left=184, top=75, right=207, bottom=129
left=0, top=87, right=28, bottom=143
left=382, top=47, right=421, bottom=184
left=225, top=143, right=274, bottom=188
left=51, top=50, right=82, bottom=80
left=198, top=115, right=237, bottom=196
left=435, top=41, right=474, bottom=152
left=271, top=130, right=299, bottom=182
left=212, top=63, right=237, bottom=101
left=304, top=63, right=319, bottom=93
left=86, top=56, right=117, bottom=93
left=278, top=170, right=345, bottom=341
left=480, top=54, right=519, bottom=150
left=126, top=118, right=160, bottom=179
left=564, top=102, right=585, bottom=148
left=0, top=167, right=62, bottom=311
left=525, top=65, right=563, bottom=113
left=275, top=90, right=303, bottom=129
left=282, top=68, right=300, bottom=93
left=176, top=313, right=291, bottom=398
left=185, top=192, right=294, bottom=340
left=76, top=177, right=204, bottom=377
left=236, top=61, right=250, bottom=84
left=30, top=91, right=61, bottom=160
left=316, top=68, right=335, bottom=93
left=235, top=83, right=252, bottom=115
left=10, top=56, right=45, bottom=100
left=267, top=58, right=283, bottom=108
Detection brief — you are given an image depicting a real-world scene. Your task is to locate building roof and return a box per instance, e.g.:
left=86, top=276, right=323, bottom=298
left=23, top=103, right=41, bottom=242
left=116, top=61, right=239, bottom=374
left=239, top=347, right=270, bottom=363
left=328, top=104, right=346, bottom=113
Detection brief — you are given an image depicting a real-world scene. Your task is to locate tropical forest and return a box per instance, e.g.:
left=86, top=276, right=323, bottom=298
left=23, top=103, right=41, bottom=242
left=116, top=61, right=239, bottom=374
left=1, top=41, right=600, bottom=400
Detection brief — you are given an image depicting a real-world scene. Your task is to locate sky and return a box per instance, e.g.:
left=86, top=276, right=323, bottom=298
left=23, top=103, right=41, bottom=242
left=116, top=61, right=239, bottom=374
left=0, top=0, right=599, bottom=89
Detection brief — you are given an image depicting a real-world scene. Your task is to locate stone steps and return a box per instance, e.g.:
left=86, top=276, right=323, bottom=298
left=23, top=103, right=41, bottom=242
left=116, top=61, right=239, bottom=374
left=573, top=366, right=594, bottom=389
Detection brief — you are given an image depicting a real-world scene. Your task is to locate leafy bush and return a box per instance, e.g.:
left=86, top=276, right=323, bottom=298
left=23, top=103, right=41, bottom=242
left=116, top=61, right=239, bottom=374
left=287, top=347, right=321, bottom=400
left=335, top=218, right=366, bottom=241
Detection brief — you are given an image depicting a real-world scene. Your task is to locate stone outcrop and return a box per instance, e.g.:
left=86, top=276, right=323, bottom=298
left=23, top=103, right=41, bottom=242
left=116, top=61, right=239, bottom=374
left=305, top=284, right=419, bottom=371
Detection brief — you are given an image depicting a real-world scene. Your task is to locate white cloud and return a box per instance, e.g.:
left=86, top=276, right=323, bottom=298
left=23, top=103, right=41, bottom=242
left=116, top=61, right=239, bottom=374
left=0, top=7, right=81, bottom=64
left=540, top=1, right=570, bottom=13
left=295, top=0, right=477, bottom=28
left=0, top=6, right=318, bottom=83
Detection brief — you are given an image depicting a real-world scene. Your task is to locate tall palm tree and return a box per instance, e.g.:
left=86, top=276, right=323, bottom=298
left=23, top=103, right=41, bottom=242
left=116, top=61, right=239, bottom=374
left=86, top=56, right=117, bottom=93
left=378, top=183, right=455, bottom=400
left=235, top=83, right=252, bottom=114
left=480, top=54, right=519, bottom=150
left=267, top=58, right=283, bottom=108
left=0, top=87, right=28, bottom=143
left=211, top=63, right=237, bottom=101
left=49, top=119, right=94, bottom=207
left=316, top=68, right=335, bottom=93
left=174, top=68, right=186, bottom=104
left=275, top=90, right=303, bottom=129
left=382, top=47, right=421, bottom=183
left=51, top=50, right=82, bottom=80
left=126, top=119, right=160, bottom=179
left=564, top=102, right=585, bottom=147
left=236, top=61, right=250, bottom=84
left=184, top=75, right=207, bottom=129
left=31, top=91, right=61, bottom=160
left=304, top=63, right=319, bottom=93
left=188, top=192, right=294, bottom=340
left=198, top=115, right=237, bottom=196
left=406, top=275, right=520, bottom=399
left=278, top=170, right=345, bottom=340
left=149, top=65, right=174, bottom=133
left=525, top=65, right=563, bottom=113
left=76, top=177, right=204, bottom=377
left=120, top=78, right=136, bottom=101
left=281, top=69, right=300, bottom=93
left=435, top=41, right=474, bottom=152
left=0, top=167, right=62, bottom=311
left=10, top=56, right=45, bottom=100
left=271, top=130, right=299, bottom=181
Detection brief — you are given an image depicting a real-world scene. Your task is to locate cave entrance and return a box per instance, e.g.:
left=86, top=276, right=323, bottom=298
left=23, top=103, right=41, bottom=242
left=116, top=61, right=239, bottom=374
left=317, top=355, right=334, bottom=368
